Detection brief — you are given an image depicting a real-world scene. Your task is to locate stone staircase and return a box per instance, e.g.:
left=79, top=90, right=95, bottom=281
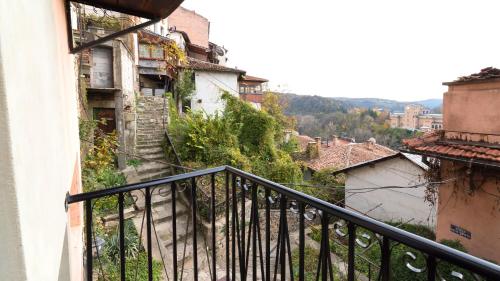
left=128, top=96, right=218, bottom=280
left=135, top=96, right=171, bottom=181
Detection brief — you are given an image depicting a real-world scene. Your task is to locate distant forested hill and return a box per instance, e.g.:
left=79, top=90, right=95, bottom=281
left=276, top=93, right=439, bottom=148
left=279, top=93, right=442, bottom=114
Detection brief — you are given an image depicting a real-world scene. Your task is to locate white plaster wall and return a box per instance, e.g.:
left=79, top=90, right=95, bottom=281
left=0, top=0, right=82, bottom=280
left=191, top=71, right=239, bottom=115
left=345, top=158, right=436, bottom=228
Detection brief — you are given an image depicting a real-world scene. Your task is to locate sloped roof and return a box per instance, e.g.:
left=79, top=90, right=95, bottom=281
left=296, top=135, right=315, bottom=151
left=331, top=152, right=428, bottom=175
left=183, top=57, right=245, bottom=74
left=403, top=131, right=500, bottom=167
left=444, top=67, right=500, bottom=85
left=240, top=75, right=268, bottom=83
left=302, top=140, right=397, bottom=171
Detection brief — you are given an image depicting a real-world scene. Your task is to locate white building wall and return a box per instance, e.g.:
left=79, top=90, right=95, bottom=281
left=345, top=157, right=436, bottom=228
left=191, top=71, right=239, bottom=115
left=0, top=0, right=82, bottom=280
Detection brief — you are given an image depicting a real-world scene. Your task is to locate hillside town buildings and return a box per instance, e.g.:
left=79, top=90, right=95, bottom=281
left=390, top=104, right=443, bottom=131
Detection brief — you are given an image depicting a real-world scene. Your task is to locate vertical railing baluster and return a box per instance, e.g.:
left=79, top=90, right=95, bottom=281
left=347, top=223, right=356, bottom=281
left=85, top=200, right=93, bottom=281
left=231, top=175, right=237, bottom=281
left=172, top=182, right=178, bottom=281
left=241, top=178, right=246, bottom=281
left=280, top=196, right=287, bottom=281
left=381, top=236, right=390, bottom=281
left=252, top=183, right=258, bottom=281
left=211, top=174, right=217, bottom=281
left=225, top=172, right=230, bottom=281
left=265, top=187, right=271, bottom=281
left=145, top=187, right=153, bottom=281
left=191, top=177, right=199, bottom=281
left=320, top=213, right=328, bottom=281
left=299, top=203, right=305, bottom=281
left=118, top=193, right=126, bottom=281
left=427, top=256, right=436, bottom=281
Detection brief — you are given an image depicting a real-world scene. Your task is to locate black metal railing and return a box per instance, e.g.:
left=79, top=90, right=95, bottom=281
left=66, top=165, right=500, bottom=281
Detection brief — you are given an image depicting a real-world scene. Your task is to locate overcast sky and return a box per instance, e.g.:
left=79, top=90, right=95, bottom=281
left=182, top=0, right=500, bottom=101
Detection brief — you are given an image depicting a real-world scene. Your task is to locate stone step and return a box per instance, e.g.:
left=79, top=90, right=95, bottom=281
left=140, top=153, right=165, bottom=161
left=137, top=140, right=164, bottom=146
left=136, top=143, right=164, bottom=149
left=136, top=162, right=170, bottom=175
left=136, top=132, right=163, bottom=139
left=152, top=205, right=189, bottom=225
left=140, top=170, right=172, bottom=182
left=137, top=146, right=164, bottom=155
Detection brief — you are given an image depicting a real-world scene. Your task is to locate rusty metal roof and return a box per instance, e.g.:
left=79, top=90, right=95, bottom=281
left=73, top=0, right=184, bottom=19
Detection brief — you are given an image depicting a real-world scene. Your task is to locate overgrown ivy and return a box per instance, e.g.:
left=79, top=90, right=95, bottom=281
left=168, top=91, right=302, bottom=183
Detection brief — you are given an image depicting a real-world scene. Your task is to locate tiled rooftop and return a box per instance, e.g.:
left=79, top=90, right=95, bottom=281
left=403, top=131, right=500, bottom=163
left=184, top=57, right=245, bottom=74
left=444, top=67, right=500, bottom=85
left=298, top=136, right=397, bottom=171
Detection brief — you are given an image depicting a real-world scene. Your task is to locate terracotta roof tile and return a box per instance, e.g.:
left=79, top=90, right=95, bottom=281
left=403, top=131, right=500, bottom=163
left=296, top=135, right=315, bottom=151
left=444, top=67, right=500, bottom=85
left=302, top=140, right=397, bottom=171
left=183, top=57, right=246, bottom=74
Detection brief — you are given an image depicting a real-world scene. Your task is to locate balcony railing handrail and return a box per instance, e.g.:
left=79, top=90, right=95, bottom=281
left=225, top=166, right=500, bottom=279
left=66, top=165, right=500, bottom=280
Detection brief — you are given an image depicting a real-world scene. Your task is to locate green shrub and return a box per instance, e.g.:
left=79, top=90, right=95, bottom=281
left=167, top=91, right=303, bottom=184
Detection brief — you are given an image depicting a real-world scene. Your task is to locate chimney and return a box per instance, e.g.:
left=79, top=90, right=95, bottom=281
left=314, top=137, right=321, bottom=152
left=284, top=130, right=292, bottom=143
left=366, top=137, right=376, bottom=150
left=332, top=135, right=339, bottom=146
left=306, top=141, right=319, bottom=159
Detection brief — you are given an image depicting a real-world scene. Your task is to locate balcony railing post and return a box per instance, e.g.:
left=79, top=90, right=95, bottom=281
left=85, top=200, right=93, bottom=281
left=347, top=222, right=356, bottom=281
left=298, top=203, right=305, bottom=281
left=171, top=182, right=178, bottom=281
left=118, top=193, right=126, bottom=281
left=225, top=172, right=230, bottom=281
left=145, top=187, right=153, bottom=281
left=265, top=187, right=271, bottom=281
left=251, top=183, right=258, bottom=281
left=191, top=177, right=199, bottom=281
left=231, top=175, right=237, bottom=281
left=211, top=174, right=217, bottom=281
left=241, top=178, right=246, bottom=281
left=280, top=196, right=287, bottom=281
left=427, top=256, right=437, bottom=281
left=381, top=236, right=390, bottom=281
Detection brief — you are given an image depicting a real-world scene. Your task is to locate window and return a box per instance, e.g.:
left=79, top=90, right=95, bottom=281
left=240, top=86, right=245, bottom=93
left=151, top=45, right=164, bottom=59
left=139, top=44, right=150, bottom=58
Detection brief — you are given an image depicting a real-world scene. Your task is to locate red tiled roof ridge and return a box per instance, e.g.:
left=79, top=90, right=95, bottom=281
left=303, top=140, right=396, bottom=171
left=183, top=57, right=246, bottom=74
